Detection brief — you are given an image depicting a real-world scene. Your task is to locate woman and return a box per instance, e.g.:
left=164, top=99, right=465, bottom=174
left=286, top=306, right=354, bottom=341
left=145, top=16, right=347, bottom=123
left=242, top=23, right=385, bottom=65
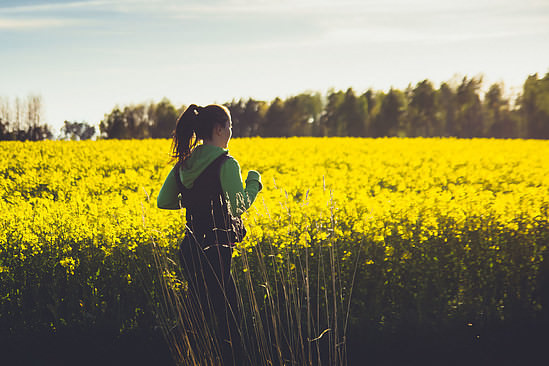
left=157, top=104, right=262, bottom=365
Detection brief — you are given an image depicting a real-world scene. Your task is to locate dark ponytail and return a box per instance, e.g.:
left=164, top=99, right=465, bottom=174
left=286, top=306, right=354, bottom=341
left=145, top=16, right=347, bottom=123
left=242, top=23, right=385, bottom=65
left=172, top=104, right=231, bottom=164
left=172, top=104, right=199, bottom=164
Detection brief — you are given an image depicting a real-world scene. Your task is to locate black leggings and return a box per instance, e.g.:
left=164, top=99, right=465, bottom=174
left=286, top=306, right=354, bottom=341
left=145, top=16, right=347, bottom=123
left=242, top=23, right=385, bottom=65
left=179, top=238, right=243, bottom=366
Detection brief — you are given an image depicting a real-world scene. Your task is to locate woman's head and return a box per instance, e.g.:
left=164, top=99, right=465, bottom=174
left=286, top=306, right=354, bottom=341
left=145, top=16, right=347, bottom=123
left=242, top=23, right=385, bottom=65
left=172, top=104, right=232, bottom=163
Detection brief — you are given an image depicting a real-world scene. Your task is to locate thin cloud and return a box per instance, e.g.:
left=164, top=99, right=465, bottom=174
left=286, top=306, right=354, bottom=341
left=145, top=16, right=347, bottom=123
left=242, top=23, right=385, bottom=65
left=0, top=17, right=84, bottom=29
left=0, top=0, right=106, bottom=29
left=322, top=27, right=547, bottom=46
left=0, top=1, right=110, bottom=13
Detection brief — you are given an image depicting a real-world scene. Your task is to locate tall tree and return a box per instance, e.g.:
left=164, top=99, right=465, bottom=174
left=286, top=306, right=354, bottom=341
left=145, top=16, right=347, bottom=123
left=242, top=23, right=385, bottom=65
left=243, top=98, right=268, bottom=137
left=372, top=88, right=404, bottom=137
left=226, top=98, right=268, bottom=137
left=264, top=98, right=287, bottom=137
left=408, top=80, right=438, bottom=137
left=0, top=97, right=11, bottom=139
left=125, top=104, right=150, bottom=139
left=0, top=94, right=52, bottom=141
left=342, top=88, right=368, bottom=137
left=61, top=121, right=96, bottom=140
left=322, top=89, right=346, bottom=136
left=0, top=117, right=8, bottom=140
left=99, top=107, right=126, bottom=139
left=438, top=83, right=457, bottom=137
left=149, top=98, right=178, bottom=138
left=520, top=73, right=549, bottom=139
left=455, top=77, right=483, bottom=137
left=284, top=93, right=323, bottom=137
left=362, top=89, right=381, bottom=137
left=484, top=83, right=518, bottom=138
left=26, top=95, right=42, bottom=140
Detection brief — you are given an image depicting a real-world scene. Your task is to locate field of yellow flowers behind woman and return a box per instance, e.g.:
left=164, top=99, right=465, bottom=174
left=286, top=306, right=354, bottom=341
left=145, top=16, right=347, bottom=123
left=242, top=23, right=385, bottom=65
left=1, top=137, right=548, bottom=364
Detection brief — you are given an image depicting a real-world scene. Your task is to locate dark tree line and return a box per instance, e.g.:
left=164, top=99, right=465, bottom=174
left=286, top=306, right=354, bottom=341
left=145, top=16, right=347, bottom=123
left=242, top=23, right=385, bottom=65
left=99, top=73, right=549, bottom=140
left=227, top=74, right=548, bottom=139
left=99, top=98, right=182, bottom=139
left=3, top=73, right=548, bottom=141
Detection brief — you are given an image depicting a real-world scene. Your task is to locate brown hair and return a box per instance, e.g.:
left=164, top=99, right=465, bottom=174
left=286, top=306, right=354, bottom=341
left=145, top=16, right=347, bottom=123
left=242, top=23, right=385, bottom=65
left=171, top=104, right=230, bottom=164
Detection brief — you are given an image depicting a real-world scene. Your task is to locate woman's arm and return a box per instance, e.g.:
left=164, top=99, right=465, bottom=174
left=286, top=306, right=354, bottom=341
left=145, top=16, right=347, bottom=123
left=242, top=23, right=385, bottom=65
left=220, top=158, right=262, bottom=217
left=157, top=167, right=181, bottom=210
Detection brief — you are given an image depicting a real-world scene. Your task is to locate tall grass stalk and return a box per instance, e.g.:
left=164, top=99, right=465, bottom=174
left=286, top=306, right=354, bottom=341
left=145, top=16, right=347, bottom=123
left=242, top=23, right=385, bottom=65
left=146, top=191, right=360, bottom=366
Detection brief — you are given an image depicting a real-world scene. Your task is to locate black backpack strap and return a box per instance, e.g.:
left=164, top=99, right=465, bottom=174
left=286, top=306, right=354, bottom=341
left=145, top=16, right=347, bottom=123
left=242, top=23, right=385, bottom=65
left=173, top=162, right=186, bottom=195
left=211, top=152, right=230, bottom=179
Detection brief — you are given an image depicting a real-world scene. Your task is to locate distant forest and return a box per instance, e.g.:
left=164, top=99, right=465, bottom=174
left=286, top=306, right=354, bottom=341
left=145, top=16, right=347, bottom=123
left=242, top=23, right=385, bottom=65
left=1, top=73, right=549, bottom=141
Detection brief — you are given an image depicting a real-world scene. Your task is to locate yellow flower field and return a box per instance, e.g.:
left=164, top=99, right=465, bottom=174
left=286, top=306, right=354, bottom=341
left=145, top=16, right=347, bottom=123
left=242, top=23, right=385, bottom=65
left=0, top=137, right=548, bottom=342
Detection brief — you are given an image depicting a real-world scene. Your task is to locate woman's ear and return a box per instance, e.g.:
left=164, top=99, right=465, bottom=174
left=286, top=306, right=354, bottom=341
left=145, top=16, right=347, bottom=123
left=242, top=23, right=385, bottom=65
left=214, top=124, right=223, bottom=137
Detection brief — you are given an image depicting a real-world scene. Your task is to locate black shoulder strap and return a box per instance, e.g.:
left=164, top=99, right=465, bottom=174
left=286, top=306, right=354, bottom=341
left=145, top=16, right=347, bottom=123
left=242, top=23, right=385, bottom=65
left=210, top=152, right=230, bottom=177
left=173, top=162, right=186, bottom=195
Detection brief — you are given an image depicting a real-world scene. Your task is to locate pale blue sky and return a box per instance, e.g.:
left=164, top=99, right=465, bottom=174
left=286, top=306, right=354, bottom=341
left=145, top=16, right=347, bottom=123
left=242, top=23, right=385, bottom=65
left=1, top=0, right=548, bottom=131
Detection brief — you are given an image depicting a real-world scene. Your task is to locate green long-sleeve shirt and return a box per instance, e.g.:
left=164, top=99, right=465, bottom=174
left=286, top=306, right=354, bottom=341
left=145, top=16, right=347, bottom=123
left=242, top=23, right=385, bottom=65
left=157, top=144, right=262, bottom=217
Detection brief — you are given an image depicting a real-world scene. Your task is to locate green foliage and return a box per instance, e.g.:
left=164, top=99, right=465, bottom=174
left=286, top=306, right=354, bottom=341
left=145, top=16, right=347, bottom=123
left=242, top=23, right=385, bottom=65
left=99, top=99, right=181, bottom=139
left=61, top=121, right=95, bottom=140
left=521, top=73, right=549, bottom=139
left=97, top=73, right=549, bottom=140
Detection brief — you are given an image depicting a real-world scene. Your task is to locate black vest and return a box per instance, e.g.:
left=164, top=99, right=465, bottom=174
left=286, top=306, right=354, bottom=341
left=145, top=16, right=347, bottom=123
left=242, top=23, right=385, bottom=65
left=174, top=153, right=246, bottom=246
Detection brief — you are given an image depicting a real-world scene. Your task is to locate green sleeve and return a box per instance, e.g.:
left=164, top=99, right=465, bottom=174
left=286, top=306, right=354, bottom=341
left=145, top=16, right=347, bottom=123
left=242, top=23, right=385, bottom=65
left=157, top=166, right=180, bottom=210
left=220, top=158, right=263, bottom=217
